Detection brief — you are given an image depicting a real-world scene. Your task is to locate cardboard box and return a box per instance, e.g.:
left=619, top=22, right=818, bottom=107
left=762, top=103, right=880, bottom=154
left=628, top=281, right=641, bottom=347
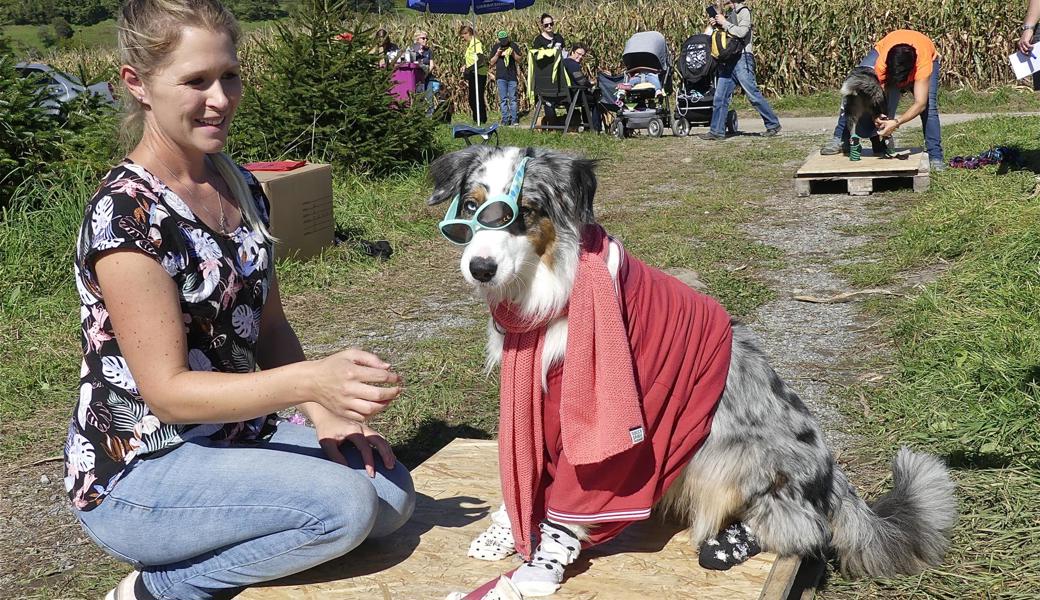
left=248, top=163, right=334, bottom=260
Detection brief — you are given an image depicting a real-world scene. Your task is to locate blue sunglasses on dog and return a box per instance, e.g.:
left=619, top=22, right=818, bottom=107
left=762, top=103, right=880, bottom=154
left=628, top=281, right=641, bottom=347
left=438, top=158, right=529, bottom=245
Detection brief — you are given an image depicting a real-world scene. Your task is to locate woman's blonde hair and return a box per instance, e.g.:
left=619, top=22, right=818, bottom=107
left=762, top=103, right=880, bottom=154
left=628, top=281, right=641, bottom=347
left=118, top=0, right=275, bottom=246
left=118, top=0, right=240, bottom=140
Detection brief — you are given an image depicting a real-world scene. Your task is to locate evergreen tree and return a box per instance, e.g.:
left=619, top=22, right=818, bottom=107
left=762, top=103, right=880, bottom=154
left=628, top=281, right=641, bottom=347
left=0, top=56, right=62, bottom=207
left=0, top=30, right=12, bottom=57
left=225, top=0, right=287, bottom=21
left=232, top=0, right=439, bottom=174
left=51, top=16, right=73, bottom=40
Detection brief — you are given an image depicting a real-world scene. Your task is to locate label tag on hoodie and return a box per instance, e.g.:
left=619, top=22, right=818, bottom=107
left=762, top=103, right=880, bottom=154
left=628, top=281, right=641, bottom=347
left=629, top=426, right=645, bottom=444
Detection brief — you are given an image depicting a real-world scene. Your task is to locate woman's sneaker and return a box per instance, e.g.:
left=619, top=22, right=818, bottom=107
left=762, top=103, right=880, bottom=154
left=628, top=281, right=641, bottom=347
left=820, top=137, right=845, bottom=155
left=105, top=571, right=145, bottom=600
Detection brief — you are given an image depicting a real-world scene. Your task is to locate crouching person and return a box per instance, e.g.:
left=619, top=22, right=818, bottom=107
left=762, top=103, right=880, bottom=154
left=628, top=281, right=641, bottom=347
left=821, top=29, right=945, bottom=171
left=68, top=2, right=414, bottom=599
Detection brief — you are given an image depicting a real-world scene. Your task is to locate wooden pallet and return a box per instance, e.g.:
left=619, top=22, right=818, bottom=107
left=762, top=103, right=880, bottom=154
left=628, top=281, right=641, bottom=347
left=240, top=438, right=816, bottom=600
left=794, top=147, right=929, bottom=197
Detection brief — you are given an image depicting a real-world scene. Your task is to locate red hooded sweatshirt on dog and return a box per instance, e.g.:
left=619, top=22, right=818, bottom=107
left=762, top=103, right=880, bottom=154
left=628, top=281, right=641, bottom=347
left=536, top=245, right=733, bottom=547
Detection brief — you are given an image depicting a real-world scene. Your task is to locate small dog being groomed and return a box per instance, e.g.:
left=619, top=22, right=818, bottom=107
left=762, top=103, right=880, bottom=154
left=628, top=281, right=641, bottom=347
left=428, top=145, right=956, bottom=598
left=825, top=66, right=891, bottom=156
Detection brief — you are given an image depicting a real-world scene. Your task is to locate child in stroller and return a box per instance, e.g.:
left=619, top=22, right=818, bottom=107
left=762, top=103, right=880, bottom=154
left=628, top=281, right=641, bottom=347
left=618, top=66, right=665, bottom=103
left=601, top=31, right=678, bottom=138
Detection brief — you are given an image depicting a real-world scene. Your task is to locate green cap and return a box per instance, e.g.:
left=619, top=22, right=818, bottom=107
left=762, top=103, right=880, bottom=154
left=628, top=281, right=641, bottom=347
left=497, top=30, right=509, bottom=39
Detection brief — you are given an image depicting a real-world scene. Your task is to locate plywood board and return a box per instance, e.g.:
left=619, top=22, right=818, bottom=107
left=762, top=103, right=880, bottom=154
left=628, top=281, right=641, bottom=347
left=796, top=148, right=926, bottom=177
left=240, top=439, right=801, bottom=600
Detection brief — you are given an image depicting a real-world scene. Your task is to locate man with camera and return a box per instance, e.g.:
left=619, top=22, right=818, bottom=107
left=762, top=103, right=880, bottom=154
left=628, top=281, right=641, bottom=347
left=699, top=0, right=781, bottom=140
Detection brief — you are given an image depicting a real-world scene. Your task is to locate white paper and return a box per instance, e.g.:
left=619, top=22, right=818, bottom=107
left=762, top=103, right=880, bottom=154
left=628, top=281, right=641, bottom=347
left=1010, top=47, right=1040, bottom=79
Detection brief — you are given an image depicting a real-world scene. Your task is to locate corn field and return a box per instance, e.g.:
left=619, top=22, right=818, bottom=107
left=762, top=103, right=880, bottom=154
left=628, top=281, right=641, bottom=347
left=372, top=0, right=1026, bottom=112
left=45, top=0, right=1026, bottom=115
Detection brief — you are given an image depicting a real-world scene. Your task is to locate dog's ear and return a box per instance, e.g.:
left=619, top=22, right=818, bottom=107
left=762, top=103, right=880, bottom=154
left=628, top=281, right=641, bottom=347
left=568, top=155, right=598, bottom=224
left=427, top=146, right=493, bottom=206
left=526, top=148, right=598, bottom=224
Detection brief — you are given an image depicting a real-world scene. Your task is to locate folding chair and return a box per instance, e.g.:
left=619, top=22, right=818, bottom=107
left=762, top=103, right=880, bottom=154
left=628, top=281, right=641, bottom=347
left=526, top=48, right=594, bottom=133
left=452, top=123, right=500, bottom=146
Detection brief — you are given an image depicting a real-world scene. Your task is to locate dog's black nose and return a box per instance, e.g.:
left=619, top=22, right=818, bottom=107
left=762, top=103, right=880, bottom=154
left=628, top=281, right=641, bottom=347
left=469, top=257, right=498, bottom=282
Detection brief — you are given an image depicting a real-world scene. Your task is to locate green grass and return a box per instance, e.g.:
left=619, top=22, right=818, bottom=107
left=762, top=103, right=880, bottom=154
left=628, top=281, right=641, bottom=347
left=821, top=115, right=1040, bottom=599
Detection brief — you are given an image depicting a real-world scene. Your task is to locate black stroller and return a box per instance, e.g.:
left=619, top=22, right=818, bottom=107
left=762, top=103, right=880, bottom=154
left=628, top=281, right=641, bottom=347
left=600, top=31, right=678, bottom=139
left=673, top=33, right=738, bottom=136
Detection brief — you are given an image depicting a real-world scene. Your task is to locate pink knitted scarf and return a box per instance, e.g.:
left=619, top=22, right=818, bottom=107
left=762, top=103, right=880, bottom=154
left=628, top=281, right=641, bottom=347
left=491, top=225, right=645, bottom=559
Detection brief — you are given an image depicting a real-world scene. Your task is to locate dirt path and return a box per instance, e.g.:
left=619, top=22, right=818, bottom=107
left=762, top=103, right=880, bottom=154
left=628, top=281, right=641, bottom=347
left=737, top=164, right=894, bottom=458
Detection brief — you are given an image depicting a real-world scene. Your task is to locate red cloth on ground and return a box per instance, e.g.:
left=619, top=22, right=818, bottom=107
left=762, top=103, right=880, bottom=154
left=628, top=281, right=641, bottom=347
left=493, top=225, right=733, bottom=558
left=242, top=160, right=307, bottom=172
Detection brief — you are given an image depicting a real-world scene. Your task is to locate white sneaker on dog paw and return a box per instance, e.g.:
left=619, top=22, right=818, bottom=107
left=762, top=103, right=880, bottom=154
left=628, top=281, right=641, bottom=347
left=468, top=506, right=516, bottom=561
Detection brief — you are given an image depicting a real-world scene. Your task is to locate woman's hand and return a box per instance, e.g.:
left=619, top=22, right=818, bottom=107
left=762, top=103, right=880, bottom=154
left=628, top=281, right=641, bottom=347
left=875, top=116, right=899, bottom=138
left=1020, top=28, right=1035, bottom=55
left=308, top=348, right=401, bottom=422
left=310, top=407, right=396, bottom=477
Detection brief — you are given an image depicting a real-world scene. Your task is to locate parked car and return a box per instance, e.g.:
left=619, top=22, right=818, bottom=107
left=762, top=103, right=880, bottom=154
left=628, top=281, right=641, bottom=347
left=15, top=62, right=118, bottom=114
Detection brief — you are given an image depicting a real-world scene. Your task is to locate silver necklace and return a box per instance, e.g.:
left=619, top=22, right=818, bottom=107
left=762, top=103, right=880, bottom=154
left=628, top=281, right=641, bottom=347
left=152, top=152, right=230, bottom=235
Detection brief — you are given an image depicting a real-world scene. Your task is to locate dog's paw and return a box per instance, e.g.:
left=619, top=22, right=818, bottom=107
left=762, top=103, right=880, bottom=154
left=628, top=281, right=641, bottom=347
left=468, top=520, right=516, bottom=561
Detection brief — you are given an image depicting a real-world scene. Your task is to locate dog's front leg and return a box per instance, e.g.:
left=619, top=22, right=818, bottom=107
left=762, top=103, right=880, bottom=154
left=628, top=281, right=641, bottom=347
left=469, top=504, right=517, bottom=561
left=510, top=520, right=588, bottom=597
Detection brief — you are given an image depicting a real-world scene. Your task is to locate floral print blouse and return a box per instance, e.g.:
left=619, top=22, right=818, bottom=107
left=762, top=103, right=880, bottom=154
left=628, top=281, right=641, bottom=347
left=65, top=160, right=279, bottom=511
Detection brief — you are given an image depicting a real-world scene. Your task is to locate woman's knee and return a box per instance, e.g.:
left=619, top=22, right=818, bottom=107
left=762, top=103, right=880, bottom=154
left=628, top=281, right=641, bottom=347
left=307, top=467, right=381, bottom=554
left=369, top=462, right=416, bottom=539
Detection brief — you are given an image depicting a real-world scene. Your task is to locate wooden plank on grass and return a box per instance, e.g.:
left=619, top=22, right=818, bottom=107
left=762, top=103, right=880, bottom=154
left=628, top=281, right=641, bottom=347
left=759, top=555, right=800, bottom=599
left=240, top=438, right=801, bottom=600
left=847, top=177, right=874, bottom=196
left=795, top=148, right=925, bottom=176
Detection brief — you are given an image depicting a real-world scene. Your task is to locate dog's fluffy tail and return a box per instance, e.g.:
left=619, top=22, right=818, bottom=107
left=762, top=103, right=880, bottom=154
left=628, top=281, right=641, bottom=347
left=829, top=447, right=957, bottom=578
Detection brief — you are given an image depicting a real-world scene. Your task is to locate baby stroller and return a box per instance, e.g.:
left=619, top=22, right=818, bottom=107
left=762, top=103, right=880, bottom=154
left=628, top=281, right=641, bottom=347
left=673, top=33, right=737, bottom=136
left=603, top=31, right=677, bottom=139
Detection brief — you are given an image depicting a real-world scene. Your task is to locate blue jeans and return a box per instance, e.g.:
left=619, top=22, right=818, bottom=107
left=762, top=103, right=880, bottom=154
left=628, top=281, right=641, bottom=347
left=497, top=78, right=518, bottom=125
left=75, top=422, right=415, bottom=600
left=833, top=49, right=943, bottom=161
left=625, top=71, right=662, bottom=91
left=710, top=52, right=780, bottom=135
left=416, top=78, right=438, bottom=116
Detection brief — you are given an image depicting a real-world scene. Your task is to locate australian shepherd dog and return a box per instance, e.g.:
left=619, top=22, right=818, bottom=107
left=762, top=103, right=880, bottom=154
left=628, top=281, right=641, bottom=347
left=841, top=66, right=890, bottom=153
left=428, top=145, right=955, bottom=598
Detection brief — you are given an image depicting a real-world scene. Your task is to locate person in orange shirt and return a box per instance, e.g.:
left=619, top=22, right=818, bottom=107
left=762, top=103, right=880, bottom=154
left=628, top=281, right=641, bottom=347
left=820, top=30, right=944, bottom=171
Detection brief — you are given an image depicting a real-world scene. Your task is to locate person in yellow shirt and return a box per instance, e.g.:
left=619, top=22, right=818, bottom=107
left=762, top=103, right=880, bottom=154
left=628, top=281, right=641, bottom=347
left=820, top=30, right=944, bottom=171
left=459, top=25, right=488, bottom=124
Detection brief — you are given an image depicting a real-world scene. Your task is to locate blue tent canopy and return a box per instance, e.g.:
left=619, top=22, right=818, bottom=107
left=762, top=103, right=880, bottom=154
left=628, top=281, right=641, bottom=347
left=406, top=0, right=534, bottom=15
